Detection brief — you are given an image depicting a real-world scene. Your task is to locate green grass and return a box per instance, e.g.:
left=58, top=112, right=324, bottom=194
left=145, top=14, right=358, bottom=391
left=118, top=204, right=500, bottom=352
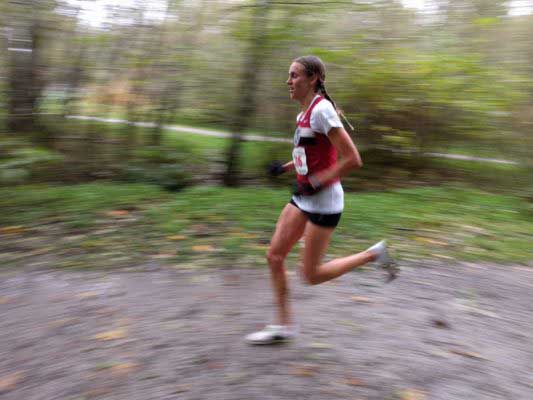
left=0, top=183, right=530, bottom=270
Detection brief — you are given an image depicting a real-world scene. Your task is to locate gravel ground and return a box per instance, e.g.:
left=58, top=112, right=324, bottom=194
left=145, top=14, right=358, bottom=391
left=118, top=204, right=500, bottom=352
left=1, top=261, right=532, bottom=400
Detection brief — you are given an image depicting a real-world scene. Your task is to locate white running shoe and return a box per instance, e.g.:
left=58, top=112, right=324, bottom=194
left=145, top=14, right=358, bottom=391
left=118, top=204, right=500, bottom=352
left=366, top=240, right=399, bottom=282
left=245, top=325, right=297, bottom=345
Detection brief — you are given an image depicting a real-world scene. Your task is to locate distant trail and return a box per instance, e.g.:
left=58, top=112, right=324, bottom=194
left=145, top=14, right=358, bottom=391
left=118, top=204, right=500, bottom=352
left=67, top=115, right=519, bottom=165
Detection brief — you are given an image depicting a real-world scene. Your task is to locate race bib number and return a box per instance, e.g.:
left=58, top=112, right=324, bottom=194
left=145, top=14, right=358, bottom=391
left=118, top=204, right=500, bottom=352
left=292, top=146, right=308, bottom=175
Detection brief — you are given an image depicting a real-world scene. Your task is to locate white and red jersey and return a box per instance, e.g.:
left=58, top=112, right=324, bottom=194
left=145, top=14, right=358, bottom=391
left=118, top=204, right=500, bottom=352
left=292, top=95, right=339, bottom=188
left=291, top=95, right=346, bottom=214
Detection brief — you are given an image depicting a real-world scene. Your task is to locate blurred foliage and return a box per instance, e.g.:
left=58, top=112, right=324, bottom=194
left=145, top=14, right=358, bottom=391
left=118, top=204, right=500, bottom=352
left=0, top=183, right=530, bottom=268
left=0, top=138, right=65, bottom=184
left=120, top=146, right=192, bottom=191
left=0, top=0, right=531, bottom=190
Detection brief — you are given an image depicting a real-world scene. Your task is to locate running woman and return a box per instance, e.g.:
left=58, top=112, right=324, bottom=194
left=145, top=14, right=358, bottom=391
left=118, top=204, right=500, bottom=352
left=245, top=55, right=397, bottom=345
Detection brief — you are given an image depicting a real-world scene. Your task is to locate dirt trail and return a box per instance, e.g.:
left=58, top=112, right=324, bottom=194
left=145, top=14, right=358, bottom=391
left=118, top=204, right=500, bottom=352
left=1, top=261, right=532, bottom=400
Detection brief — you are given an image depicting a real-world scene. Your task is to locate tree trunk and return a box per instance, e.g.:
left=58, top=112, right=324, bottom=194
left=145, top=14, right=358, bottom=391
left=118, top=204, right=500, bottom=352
left=7, top=20, right=42, bottom=134
left=223, top=0, right=270, bottom=187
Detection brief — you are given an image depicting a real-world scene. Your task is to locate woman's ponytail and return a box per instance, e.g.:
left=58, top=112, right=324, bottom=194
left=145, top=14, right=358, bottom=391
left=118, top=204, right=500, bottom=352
left=294, top=55, right=355, bottom=131
left=317, top=80, right=355, bottom=131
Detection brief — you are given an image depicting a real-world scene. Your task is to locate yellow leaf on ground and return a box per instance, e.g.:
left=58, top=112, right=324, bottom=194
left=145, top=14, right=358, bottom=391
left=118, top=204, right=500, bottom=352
left=309, top=342, right=333, bottom=349
left=167, top=235, right=186, bottom=241
left=246, top=244, right=269, bottom=251
left=414, top=237, right=448, bottom=246
left=106, top=210, right=129, bottom=217
left=399, top=389, right=427, bottom=400
left=289, top=365, right=319, bottom=377
left=0, top=226, right=25, bottom=235
left=192, top=245, right=215, bottom=252
left=351, top=296, right=373, bottom=303
left=206, top=362, right=224, bottom=370
left=111, top=363, right=139, bottom=376
left=93, top=328, right=127, bottom=341
left=234, top=233, right=258, bottom=239
left=345, top=377, right=365, bottom=386
left=0, top=296, right=10, bottom=305
left=430, top=253, right=455, bottom=260
left=0, top=372, right=25, bottom=392
left=77, top=291, right=98, bottom=299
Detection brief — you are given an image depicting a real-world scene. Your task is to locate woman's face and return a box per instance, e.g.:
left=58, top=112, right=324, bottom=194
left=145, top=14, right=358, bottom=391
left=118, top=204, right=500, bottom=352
left=287, top=62, right=316, bottom=102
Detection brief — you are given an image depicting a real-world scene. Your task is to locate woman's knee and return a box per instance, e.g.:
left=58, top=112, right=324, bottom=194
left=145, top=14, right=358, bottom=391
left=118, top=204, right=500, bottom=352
left=299, top=264, right=320, bottom=285
left=266, top=249, right=285, bottom=270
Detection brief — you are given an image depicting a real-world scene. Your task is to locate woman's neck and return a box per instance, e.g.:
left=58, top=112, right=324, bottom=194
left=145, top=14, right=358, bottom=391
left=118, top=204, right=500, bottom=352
left=300, top=91, right=318, bottom=112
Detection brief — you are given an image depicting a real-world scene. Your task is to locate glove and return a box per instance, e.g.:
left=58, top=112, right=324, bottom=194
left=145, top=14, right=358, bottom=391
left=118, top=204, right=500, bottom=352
left=267, top=161, right=286, bottom=177
left=293, top=182, right=321, bottom=196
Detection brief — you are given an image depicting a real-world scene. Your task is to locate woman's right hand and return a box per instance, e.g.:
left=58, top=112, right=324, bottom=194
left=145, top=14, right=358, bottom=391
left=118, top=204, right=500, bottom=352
left=267, top=161, right=286, bottom=177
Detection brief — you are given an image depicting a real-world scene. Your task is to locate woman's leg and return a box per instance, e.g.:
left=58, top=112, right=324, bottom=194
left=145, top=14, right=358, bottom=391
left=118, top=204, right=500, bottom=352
left=267, top=203, right=308, bottom=325
left=300, top=222, right=376, bottom=285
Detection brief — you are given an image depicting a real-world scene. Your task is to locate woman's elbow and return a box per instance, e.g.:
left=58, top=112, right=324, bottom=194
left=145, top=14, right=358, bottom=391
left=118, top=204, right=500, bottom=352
left=348, top=155, right=363, bottom=169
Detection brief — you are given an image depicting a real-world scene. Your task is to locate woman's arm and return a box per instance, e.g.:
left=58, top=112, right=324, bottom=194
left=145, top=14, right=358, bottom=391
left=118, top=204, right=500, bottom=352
left=283, top=160, right=295, bottom=172
left=309, top=127, right=362, bottom=188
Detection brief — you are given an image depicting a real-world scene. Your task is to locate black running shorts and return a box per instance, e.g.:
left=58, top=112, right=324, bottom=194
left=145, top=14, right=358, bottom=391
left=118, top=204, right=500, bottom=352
left=290, top=199, right=342, bottom=228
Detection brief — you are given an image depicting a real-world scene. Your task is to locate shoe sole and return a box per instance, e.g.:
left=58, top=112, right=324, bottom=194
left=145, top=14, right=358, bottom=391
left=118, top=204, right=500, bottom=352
left=246, top=338, right=292, bottom=345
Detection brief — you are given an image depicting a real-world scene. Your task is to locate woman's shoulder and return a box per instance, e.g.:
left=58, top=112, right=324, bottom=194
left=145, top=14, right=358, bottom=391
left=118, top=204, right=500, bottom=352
left=313, top=98, right=337, bottom=115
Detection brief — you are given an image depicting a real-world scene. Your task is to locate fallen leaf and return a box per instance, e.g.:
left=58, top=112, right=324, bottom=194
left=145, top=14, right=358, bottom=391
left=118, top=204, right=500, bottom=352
left=234, top=232, right=258, bottom=239
left=460, top=225, right=488, bottom=235
left=428, top=349, right=451, bottom=358
left=189, top=275, right=210, bottom=284
left=192, top=245, right=215, bottom=252
left=308, top=342, right=333, bottom=349
left=106, top=210, right=129, bottom=217
left=93, top=328, right=127, bottom=341
left=84, top=388, right=113, bottom=398
left=111, top=363, right=139, bottom=376
left=351, top=296, right=373, bottom=303
left=77, top=291, right=98, bottom=299
left=223, top=274, right=240, bottom=284
left=289, top=364, right=319, bottom=377
left=430, top=253, right=455, bottom=260
left=0, top=372, right=25, bottom=392
left=449, top=349, right=485, bottom=360
left=399, top=388, right=427, bottom=400
left=206, top=362, right=224, bottom=370
left=414, top=237, right=448, bottom=246
left=173, top=384, right=191, bottom=394
left=167, top=235, right=186, bottom=241
left=345, top=377, right=365, bottom=386
left=0, top=226, right=25, bottom=235
left=0, top=296, right=10, bottom=305
left=432, top=319, right=451, bottom=329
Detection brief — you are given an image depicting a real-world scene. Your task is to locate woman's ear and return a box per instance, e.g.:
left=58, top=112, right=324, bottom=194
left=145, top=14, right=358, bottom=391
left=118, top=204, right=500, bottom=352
left=310, top=74, right=319, bottom=89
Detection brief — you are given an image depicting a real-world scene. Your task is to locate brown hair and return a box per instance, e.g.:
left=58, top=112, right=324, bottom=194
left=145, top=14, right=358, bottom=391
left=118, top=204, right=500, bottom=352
left=294, top=55, right=354, bottom=130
